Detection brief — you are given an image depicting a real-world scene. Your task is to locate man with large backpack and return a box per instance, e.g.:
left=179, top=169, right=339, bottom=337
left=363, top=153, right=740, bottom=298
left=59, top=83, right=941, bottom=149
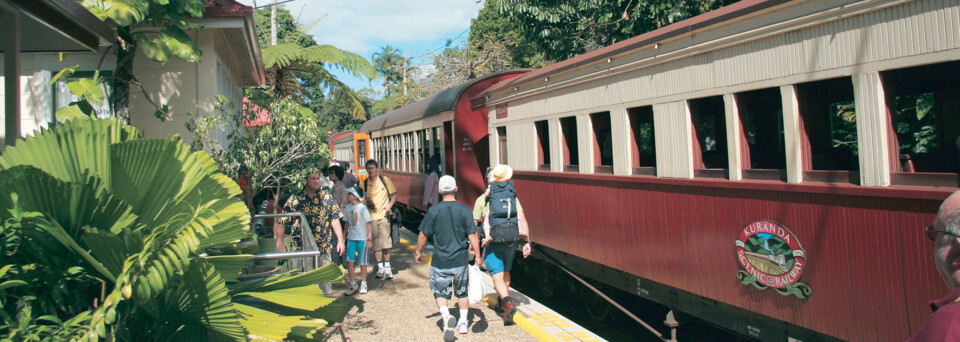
left=475, top=164, right=532, bottom=325
left=359, top=159, right=398, bottom=279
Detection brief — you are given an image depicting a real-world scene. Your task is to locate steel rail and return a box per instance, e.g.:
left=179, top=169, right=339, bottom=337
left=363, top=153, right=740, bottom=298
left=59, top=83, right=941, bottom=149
left=539, top=249, right=678, bottom=342
left=252, top=212, right=321, bottom=271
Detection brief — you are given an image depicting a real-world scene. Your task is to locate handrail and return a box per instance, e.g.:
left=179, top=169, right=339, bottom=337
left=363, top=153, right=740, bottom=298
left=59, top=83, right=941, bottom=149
left=252, top=212, right=321, bottom=272
left=251, top=250, right=323, bottom=260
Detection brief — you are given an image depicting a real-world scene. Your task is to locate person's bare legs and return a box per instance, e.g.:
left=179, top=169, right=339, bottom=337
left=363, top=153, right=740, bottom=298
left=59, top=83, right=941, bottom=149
left=491, top=272, right=509, bottom=299
left=360, top=264, right=368, bottom=282
left=346, top=260, right=356, bottom=282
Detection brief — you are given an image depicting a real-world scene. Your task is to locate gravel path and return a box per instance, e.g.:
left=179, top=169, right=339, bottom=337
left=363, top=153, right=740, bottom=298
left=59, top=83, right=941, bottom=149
left=320, top=229, right=539, bottom=342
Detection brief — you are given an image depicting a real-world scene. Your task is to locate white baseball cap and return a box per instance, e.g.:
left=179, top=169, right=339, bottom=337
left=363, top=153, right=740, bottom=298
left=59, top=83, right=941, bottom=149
left=439, top=175, right=457, bottom=192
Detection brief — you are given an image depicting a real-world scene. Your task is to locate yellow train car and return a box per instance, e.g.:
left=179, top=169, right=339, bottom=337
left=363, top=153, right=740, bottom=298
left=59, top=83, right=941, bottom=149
left=329, top=131, right=371, bottom=183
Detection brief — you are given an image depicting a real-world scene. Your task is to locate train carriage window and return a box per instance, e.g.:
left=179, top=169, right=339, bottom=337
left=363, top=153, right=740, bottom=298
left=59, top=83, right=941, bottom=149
left=357, top=139, right=367, bottom=168
left=882, top=61, right=960, bottom=187
left=689, top=96, right=728, bottom=178
left=737, top=88, right=786, bottom=181
left=497, top=126, right=508, bottom=165
left=590, top=112, right=613, bottom=174
left=405, top=132, right=412, bottom=172
left=432, top=127, right=441, bottom=165
left=797, top=77, right=859, bottom=183
left=535, top=120, right=551, bottom=171
left=391, top=135, right=398, bottom=170
left=628, top=106, right=656, bottom=176
left=419, top=130, right=427, bottom=173
left=559, top=116, right=579, bottom=172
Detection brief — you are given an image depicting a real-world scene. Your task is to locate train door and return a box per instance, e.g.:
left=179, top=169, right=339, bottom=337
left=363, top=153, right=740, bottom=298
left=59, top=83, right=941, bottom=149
left=355, top=137, right=369, bottom=183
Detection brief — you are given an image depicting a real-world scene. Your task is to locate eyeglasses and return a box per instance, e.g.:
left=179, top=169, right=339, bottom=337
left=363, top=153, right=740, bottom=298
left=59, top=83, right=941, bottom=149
left=925, top=224, right=960, bottom=241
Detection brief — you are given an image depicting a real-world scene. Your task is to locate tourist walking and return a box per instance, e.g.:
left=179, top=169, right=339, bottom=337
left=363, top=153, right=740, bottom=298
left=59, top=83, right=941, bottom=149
left=415, top=175, right=483, bottom=341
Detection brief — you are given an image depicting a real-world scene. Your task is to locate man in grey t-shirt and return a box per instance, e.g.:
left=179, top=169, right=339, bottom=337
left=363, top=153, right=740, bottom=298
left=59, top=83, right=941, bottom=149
left=415, top=176, right=483, bottom=341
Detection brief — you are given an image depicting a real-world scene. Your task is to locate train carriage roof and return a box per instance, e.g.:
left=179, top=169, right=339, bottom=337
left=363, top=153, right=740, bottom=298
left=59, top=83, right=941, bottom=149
left=359, top=70, right=530, bottom=133
left=480, top=0, right=790, bottom=97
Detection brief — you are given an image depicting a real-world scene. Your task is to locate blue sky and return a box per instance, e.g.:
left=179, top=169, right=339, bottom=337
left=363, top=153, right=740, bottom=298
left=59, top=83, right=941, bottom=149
left=237, top=0, right=485, bottom=95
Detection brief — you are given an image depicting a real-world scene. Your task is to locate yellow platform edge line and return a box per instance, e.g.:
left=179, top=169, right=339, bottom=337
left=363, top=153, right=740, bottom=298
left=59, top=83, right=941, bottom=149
left=514, top=314, right=562, bottom=342
left=398, top=237, right=431, bottom=265
left=398, top=236, right=558, bottom=341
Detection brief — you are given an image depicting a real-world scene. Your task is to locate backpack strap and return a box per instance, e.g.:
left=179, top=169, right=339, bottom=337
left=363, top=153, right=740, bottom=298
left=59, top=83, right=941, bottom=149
left=379, top=175, right=391, bottom=201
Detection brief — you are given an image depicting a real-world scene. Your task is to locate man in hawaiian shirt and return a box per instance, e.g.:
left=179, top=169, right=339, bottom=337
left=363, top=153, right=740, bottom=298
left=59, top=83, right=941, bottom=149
left=274, top=171, right=345, bottom=296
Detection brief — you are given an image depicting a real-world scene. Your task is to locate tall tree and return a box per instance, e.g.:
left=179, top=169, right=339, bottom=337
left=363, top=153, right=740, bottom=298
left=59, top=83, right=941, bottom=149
left=470, top=0, right=546, bottom=68
left=494, top=0, right=739, bottom=62
left=372, top=45, right=407, bottom=96
left=250, top=8, right=378, bottom=120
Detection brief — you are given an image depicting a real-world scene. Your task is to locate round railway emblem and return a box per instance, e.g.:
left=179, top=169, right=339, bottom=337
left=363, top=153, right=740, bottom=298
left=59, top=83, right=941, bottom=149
left=735, top=220, right=812, bottom=299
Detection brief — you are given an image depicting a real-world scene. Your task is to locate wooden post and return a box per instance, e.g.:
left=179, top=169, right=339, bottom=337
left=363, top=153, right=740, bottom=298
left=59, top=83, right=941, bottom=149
left=3, top=6, right=21, bottom=149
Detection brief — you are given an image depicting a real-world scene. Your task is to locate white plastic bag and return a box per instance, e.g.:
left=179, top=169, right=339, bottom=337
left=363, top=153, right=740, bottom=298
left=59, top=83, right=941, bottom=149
left=468, top=264, right=485, bottom=304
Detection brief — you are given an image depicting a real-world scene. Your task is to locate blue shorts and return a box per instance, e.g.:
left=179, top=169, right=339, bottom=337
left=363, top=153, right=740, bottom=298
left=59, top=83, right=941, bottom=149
left=484, top=242, right=516, bottom=275
left=346, top=240, right=369, bottom=265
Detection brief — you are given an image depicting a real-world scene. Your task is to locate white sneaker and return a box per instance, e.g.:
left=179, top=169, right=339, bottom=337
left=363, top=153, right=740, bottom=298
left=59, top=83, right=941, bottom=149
left=359, top=282, right=368, bottom=294
left=384, top=267, right=394, bottom=279
left=345, top=282, right=357, bottom=296
left=458, top=319, right=468, bottom=334
left=443, top=316, right=456, bottom=342
left=375, top=267, right=385, bottom=278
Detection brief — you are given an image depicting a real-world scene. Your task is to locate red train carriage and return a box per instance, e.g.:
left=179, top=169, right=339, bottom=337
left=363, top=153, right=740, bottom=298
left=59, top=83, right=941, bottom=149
left=357, top=70, right=529, bottom=214
left=471, top=0, right=960, bottom=341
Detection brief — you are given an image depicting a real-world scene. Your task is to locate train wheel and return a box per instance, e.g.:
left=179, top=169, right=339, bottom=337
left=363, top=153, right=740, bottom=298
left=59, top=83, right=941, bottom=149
left=583, top=286, right=612, bottom=322
left=536, top=267, right=559, bottom=297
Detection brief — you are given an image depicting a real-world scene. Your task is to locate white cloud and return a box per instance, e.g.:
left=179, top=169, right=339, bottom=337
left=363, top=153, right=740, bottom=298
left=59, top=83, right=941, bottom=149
left=239, top=0, right=483, bottom=57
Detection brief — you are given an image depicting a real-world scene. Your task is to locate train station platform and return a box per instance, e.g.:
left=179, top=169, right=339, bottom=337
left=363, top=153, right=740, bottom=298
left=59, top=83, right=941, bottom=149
left=319, top=227, right=607, bottom=342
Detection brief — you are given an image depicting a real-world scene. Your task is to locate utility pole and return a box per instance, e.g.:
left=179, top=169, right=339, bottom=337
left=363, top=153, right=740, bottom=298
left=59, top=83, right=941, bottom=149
left=270, top=0, right=277, bottom=46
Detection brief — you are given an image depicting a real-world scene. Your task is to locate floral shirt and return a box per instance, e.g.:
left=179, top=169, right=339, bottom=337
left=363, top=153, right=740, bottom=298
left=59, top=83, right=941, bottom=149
left=279, top=189, right=343, bottom=254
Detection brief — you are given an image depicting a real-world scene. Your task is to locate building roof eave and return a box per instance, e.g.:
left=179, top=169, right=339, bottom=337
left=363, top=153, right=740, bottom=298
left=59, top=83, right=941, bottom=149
left=1, top=0, right=115, bottom=53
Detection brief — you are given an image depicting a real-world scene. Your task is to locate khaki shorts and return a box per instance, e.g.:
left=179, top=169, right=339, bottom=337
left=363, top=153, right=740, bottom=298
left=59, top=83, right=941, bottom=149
left=370, top=218, right=392, bottom=251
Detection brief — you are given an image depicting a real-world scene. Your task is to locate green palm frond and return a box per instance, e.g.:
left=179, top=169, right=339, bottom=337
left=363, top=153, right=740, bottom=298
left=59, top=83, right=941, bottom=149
left=309, top=67, right=367, bottom=120
left=204, top=255, right=254, bottom=282
left=237, top=286, right=334, bottom=311
left=236, top=303, right=327, bottom=342
left=157, top=260, right=245, bottom=341
left=0, top=117, right=139, bottom=186
left=304, top=45, right=379, bottom=80
left=0, top=118, right=252, bottom=340
left=262, top=43, right=378, bottom=81
left=242, top=262, right=343, bottom=293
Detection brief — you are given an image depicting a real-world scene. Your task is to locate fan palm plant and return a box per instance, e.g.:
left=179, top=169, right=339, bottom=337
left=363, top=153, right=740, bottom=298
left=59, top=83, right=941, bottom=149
left=0, top=117, right=344, bottom=341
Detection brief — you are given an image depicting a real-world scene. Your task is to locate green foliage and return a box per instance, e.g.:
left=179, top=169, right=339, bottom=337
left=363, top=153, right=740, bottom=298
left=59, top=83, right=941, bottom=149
left=52, top=69, right=106, bottom=121
left=78, top=0, right=208, bottom=123
left=0, top=118, right=344, bottom=341
left=895, top=93, right=939, bottom=155
left=249, top=6, right=377, bottom=123
left=494, top=0, right=737, bottom=62
left=254, top=7, right=318, bottom=48
left=470, top=0, right=547, bottom=68
left=80, top=0, right=205, bottom=64
left=830, top=100, right=859, bottom=155
left=187, top=96, right=330, bottom=208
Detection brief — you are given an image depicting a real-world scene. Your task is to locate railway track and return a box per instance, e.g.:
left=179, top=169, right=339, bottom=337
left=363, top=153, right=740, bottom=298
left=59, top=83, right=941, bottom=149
left=510, top=257, right=750, bottom=342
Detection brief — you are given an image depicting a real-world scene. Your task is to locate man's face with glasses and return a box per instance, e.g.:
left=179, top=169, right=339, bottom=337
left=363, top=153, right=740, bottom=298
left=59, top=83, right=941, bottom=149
left=928, top=219, right=960, bottom=290
left=926, top=223, right=960, bottom=241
